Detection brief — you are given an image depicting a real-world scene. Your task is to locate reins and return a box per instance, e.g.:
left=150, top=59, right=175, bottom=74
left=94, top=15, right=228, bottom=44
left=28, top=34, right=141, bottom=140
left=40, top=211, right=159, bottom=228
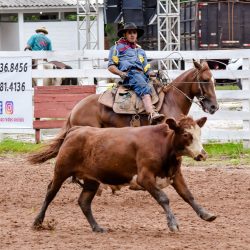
left=161, top=67, right=208, bottom=110
left=163, top=83, right=205, bottom=109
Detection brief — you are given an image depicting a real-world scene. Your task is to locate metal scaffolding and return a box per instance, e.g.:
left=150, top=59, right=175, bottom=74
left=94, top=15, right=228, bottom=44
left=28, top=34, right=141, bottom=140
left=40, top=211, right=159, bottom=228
left=76, top=0, right=180, bottom=71
left=77, top=0, right=100, bottom=50
left=157, top=0, right=180, bottom=69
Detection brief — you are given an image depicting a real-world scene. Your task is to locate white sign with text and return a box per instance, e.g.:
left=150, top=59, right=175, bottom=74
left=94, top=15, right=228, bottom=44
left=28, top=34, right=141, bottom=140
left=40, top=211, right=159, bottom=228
left=0, top=57, right=32, bottom=129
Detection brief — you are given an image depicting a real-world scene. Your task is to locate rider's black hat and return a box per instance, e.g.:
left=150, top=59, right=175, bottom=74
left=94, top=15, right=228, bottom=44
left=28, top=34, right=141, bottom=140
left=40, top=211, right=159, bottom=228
left=117, top=23, right=144, bottom=38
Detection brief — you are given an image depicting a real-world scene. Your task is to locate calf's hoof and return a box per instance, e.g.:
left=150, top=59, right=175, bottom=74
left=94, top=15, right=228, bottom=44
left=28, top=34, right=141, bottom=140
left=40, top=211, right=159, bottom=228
left=200, top=212, right=217, bottom=222
left=96, top=188, right=103, bottom=196
left=168, top=222, right=179, bottom=232
left=169, top=224, right=179, bottom=232
left=129, top=184, right=144, bottom=191
left=32, top=218, right=43, bottom=230
left=92, top=225, right=107, bottom=233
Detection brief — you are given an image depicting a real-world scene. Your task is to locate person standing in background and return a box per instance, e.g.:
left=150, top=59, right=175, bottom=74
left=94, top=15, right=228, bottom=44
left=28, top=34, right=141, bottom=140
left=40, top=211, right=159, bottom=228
left=24, top=26, right=52, bottom=51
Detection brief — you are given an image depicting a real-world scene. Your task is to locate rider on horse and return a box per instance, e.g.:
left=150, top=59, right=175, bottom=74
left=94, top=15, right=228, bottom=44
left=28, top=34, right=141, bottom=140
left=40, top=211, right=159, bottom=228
left=108, top=23, right=165, bottom=124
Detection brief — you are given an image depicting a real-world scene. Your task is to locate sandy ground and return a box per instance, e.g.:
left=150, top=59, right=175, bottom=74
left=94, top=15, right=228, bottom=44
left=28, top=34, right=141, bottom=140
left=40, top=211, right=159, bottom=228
left=0, top=154, right=250, bottom=250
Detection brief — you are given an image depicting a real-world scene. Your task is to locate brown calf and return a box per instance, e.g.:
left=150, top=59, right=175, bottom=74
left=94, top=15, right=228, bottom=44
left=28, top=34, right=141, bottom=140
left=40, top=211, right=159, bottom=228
left=31, top=116, right=216, bottom=232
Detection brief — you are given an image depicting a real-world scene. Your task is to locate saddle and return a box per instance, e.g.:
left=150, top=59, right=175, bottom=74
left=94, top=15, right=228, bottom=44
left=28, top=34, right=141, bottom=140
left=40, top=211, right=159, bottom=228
left=98, top=83, right=165, bottom=115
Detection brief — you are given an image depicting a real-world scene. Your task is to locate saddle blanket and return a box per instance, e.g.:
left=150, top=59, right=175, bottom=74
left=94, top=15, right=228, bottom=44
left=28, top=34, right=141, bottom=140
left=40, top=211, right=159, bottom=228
left=98, top=84, right=164, bottom=115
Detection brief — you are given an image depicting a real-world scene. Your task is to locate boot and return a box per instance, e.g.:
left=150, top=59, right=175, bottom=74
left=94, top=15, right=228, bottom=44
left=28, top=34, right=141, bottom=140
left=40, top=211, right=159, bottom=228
left=142, top=94, right=165, bottom=125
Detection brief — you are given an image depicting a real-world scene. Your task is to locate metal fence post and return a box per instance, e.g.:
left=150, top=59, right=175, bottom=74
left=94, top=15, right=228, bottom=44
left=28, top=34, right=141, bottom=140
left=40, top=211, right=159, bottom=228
left=242, top=57, right=250, bottom=148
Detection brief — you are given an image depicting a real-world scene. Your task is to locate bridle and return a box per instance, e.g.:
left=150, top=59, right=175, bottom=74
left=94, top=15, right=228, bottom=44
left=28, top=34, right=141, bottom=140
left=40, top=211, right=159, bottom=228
left=193, top=68, right=208, bottom=104
left=161, top=67, right=209, bottom=111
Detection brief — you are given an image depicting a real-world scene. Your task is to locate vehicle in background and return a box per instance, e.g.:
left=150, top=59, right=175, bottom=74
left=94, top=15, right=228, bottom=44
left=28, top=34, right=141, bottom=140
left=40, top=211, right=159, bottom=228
left=226, top=58, right=244, bottom=89
left=180, top=0, right=250, bottom=87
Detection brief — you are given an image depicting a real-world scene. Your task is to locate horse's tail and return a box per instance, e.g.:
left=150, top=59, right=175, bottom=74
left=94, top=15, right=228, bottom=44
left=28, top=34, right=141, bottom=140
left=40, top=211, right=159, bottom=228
left=28, top=113, right=72, bottom=165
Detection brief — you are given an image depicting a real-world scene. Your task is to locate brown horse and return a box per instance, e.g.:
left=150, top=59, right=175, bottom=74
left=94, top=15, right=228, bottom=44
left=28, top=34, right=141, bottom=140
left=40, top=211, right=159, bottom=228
left=69, top=60, right=218, bottom=128
left=33, top=60, right=218, bottom=163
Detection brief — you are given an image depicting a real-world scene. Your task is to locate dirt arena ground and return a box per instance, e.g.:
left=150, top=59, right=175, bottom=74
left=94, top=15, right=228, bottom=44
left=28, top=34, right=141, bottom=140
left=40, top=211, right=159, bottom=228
left=0, top=154, right=250, bottom=250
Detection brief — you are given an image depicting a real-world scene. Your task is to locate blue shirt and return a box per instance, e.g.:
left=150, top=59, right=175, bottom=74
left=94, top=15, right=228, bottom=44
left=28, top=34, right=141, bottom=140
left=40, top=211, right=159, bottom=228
left=108, top=42, right=150, bottom=73
left=27, top=33, right=52, bottom=51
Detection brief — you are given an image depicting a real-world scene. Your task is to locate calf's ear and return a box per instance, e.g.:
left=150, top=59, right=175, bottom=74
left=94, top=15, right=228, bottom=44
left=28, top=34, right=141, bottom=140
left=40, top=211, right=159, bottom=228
left=196, top=117, right=207, bottom=128
left=166, top=118, right=178, bottom=131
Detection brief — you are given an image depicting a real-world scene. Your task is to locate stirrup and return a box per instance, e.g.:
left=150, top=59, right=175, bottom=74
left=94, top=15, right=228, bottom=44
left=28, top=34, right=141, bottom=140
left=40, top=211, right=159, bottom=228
left=149, top=112, right=165, bottom=125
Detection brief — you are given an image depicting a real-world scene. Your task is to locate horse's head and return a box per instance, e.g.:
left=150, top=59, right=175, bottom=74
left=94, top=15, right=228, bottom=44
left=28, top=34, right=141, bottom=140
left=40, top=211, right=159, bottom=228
left=192, top=60, right=219, bottom=114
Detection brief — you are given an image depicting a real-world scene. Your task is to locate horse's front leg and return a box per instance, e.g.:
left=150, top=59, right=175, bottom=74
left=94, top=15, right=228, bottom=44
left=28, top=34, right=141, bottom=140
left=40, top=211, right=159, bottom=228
left=137, top=170, right=179, bottom=232
left=172, top=169, right=216, bottom=222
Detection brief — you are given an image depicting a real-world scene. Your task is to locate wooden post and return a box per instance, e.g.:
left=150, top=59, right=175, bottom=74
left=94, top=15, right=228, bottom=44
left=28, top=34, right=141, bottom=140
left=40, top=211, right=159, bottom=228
left=35, top=118, right=41, bottom=144
left=35, top=129, right=41, bottom=144
left=36, top=59, right=44, bottom=86
left=0, top=133, right=4, bottom=142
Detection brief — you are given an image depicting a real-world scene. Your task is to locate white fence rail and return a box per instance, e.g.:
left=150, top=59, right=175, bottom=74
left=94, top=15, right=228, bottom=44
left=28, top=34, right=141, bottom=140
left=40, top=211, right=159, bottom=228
left=0, top=49, right=249, bottom=145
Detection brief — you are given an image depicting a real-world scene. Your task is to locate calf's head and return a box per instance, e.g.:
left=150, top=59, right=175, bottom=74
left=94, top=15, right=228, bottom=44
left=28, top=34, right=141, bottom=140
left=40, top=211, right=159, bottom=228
left=166, top=116, right=207, bottom=161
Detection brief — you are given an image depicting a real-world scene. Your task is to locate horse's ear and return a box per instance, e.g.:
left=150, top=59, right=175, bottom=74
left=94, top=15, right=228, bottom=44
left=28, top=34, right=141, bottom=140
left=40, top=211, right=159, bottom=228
left=166, top=118, right=178, bottom=131
left=196, top=117, right=207, bottom=128
left=193, top=59, right=202, bottom=70
left=200, top=59, right=209, bottom=69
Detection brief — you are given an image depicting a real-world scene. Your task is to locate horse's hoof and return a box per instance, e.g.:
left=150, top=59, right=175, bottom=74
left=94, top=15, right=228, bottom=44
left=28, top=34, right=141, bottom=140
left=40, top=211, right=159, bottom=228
left=201, top=213, right=217, bottom=222
left=93, top=226, right=107, bottom=233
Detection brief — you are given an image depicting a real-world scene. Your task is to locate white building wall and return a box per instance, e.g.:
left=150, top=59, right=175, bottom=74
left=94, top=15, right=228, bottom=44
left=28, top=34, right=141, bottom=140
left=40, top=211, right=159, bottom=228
left=23, top=21, right=79, bottom=51
left=0, top=23, right=19, bottom=50
left=23, top=21, right=80, bottom=68
left=23, top=20, right=103, bottom=68
left=0, top=8, right=105, bottom=67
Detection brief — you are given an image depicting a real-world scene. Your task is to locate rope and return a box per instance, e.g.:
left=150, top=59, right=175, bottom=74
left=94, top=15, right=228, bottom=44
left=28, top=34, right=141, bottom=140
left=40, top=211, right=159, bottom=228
left=161, top=67, right=207, bottom=110
left=163, top=82, right=204, bottom=109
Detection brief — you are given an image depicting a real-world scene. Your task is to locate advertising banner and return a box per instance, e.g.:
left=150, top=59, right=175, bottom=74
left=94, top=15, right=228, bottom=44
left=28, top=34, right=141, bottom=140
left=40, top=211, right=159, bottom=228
left=0, top=57, right=32, bottom=129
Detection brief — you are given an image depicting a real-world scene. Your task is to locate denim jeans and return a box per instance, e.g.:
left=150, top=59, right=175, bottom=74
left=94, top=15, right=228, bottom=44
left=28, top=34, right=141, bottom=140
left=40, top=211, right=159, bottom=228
left=123, top=68, right=151, bottom=97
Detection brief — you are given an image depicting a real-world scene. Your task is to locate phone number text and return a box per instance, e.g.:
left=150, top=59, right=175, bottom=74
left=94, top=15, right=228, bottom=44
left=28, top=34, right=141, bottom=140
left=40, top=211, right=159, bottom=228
left=0, top=82, right=26, bottom=92
left=0, top=62, right=28, bottom=73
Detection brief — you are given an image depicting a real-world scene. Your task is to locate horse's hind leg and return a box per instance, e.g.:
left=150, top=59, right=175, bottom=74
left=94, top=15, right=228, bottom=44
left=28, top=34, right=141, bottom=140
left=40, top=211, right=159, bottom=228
left=33, top=174, right=67, bottom=228
left=78, top=179, right=105, bottom=232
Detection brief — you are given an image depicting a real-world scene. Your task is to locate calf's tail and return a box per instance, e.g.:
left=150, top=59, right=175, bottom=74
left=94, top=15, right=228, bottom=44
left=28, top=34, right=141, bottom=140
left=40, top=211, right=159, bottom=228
left=28, top=114, right=72, bottom=164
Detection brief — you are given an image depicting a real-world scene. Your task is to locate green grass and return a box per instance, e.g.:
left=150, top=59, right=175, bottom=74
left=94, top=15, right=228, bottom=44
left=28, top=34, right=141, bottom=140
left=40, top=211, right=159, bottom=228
left=215, top=85, right=239, bottom=90
left=204, top=143, right=249, bottom=158
left=206, top=143, right=250, bottom=165
left=0, top=139, right=249, bottom=166
left=0, top=139, right=40, bottom=154
left=183, top=142, right=250, bottom=166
